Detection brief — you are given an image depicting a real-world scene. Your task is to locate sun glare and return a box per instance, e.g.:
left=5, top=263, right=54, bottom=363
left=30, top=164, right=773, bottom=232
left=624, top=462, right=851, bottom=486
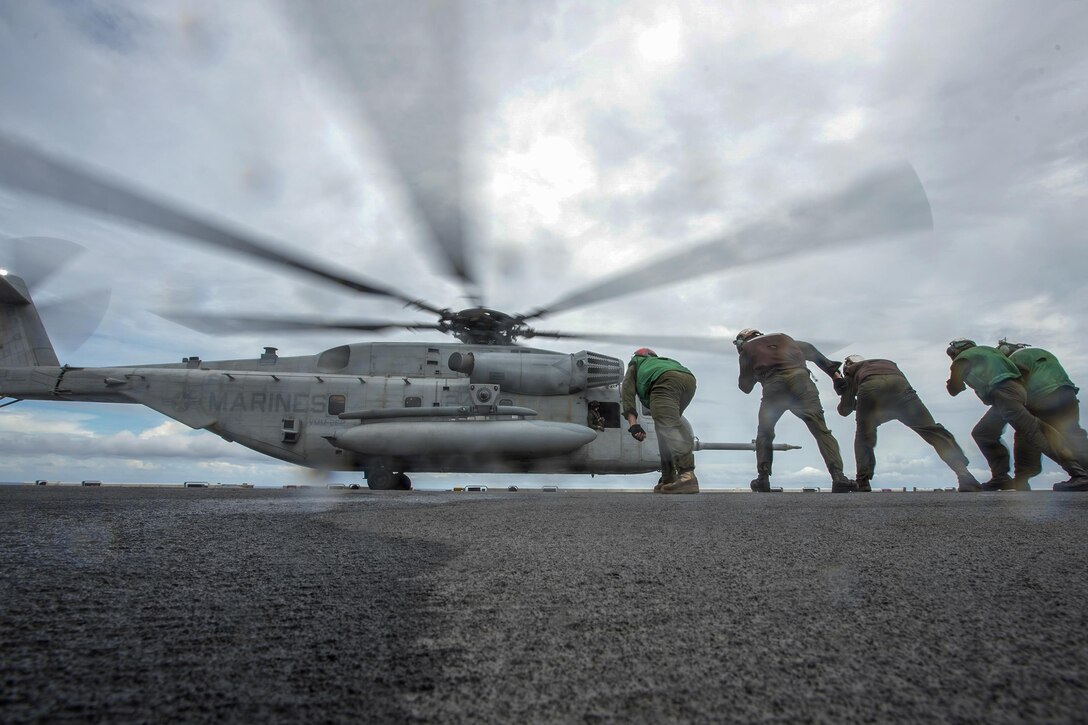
left=636, top=20, right=682, bottom=65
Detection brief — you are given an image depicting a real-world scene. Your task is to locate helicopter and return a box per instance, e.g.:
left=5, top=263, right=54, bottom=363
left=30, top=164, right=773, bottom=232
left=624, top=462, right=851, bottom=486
left=0, top=5, right=933, bottom=489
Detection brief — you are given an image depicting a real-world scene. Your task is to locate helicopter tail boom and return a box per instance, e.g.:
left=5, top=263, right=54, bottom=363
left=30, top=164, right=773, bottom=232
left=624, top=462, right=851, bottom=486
left=0, top=273, right=59, bottom=368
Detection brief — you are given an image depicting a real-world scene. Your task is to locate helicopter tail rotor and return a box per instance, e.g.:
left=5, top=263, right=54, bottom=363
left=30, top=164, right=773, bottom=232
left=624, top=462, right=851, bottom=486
left=0, top=237, right=110, bottom=359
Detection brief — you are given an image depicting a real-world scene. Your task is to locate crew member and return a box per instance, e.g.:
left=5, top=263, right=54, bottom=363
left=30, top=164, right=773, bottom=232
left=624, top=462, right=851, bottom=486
left=974, top=340, right=1088, bottom=491
left=836, top=354, right=981, bottom=492
left=622, top=348, right=699, bottom=494
left=946, top=338, right=1087, bottom=491
left=735, top=329, right=855, bottom=493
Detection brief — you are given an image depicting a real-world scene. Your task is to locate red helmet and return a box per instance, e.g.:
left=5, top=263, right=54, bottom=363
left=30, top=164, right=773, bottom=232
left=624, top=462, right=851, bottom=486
left=633, top=347, right=657, bottom=357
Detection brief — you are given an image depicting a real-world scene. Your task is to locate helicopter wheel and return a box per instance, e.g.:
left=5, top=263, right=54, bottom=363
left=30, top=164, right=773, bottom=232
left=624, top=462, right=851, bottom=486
left=365, top=462, right=396, bottom=490
left=365, top=462, right=412, bottom=491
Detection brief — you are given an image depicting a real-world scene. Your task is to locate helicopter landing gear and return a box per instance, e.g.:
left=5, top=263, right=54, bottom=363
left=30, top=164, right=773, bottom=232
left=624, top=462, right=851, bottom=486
left=365, top=462, right=412, bottom=491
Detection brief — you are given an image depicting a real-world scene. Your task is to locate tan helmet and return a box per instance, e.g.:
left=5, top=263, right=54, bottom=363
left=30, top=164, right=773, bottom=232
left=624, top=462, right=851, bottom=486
left=734, top=328, right=762, bottom=349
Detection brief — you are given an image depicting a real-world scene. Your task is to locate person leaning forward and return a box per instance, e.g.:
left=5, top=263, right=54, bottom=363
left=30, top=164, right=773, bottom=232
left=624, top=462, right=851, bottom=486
left=836, top=355, right=982, bottom=492
left=621, top=348, right=699, bottom=494
left=946, top=338, right=1088, bottom=491
left=971, top=340, right=1088, bottom=491
left=734, top=329, right=856, bottom=493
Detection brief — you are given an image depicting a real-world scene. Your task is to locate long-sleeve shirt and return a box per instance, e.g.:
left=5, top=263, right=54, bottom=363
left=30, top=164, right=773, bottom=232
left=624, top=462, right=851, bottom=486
left=738, top=333, right=840, bottom=394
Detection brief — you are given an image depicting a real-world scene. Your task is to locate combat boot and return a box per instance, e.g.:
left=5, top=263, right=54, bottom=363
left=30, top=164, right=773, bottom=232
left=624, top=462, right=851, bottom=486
left=956, top=471, right=983, bottom=492
left=831, top=473, right=857, bottom=493
left=980, top=473, right=1012, bottom=491
left=855, top=476, right=872, bottom=493
left=750, top=473, right=771, bottom=492
left=661, top=470, right=699, bottom=494
left=1054, top=476, right=1088, bottom=491
left=1006, top=476, right=1031, bottom=491
left=653, top=476, right=674, bottom=493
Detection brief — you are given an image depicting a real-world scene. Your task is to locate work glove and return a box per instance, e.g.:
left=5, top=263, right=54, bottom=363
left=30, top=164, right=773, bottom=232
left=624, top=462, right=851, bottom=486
left=833, top=378, right=849, bottom=395
left=628, top=424, right=646, bottom=440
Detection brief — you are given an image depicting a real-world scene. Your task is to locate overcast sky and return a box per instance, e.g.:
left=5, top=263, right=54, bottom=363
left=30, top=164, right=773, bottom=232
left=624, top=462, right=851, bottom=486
left=1, top=0, right=1086, bottom=489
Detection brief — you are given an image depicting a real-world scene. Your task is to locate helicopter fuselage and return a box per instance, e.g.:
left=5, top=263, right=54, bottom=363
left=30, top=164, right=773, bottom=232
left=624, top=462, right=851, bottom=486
left=0, top=341, right=667, bottom=486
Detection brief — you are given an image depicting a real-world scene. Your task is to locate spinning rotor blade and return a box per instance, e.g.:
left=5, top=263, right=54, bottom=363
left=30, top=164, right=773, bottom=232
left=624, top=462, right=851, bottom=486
left=0, top=236, right=85, bottom=289
left=526, top=330, right=740, bottom=354
left=0, top=133, right=446, bottom=316
left=527, top=329, right=847, bottom=356
left=522, top=163, right=932, bottom=320
left=37, top=289, right=112, bottom=353
left=159, top=311, right=444, bottom=336
left=286, top=1, right=475, bottom=287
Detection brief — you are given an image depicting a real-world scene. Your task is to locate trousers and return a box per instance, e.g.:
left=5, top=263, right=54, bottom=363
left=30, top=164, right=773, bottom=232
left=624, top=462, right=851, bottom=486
left=972, top=380, right=1086, bottom=479
left=854, top=375, right=969, bottom=481
left=756, top=368, right=844, bottom=476
left=649, top=371, right=697, bottom=479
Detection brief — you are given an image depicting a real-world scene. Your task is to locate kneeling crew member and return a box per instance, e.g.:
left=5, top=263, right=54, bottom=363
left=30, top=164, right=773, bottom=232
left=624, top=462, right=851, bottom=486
left=735, top=329, right=855, bottom=493
left=946, top=339, right=1088, bottom=490
left=622, top=348, right=699, bottom=494
left=836, top=354, right=981, bottom=492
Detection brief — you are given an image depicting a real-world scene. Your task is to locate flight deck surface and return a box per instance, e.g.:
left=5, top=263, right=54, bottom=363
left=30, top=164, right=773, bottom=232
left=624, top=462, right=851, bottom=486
left=2, top=486, right=1086, bottom=722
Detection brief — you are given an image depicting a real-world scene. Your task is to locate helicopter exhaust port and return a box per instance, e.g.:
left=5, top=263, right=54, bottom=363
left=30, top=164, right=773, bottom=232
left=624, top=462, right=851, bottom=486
left=448, top=350, right=622, bottom=396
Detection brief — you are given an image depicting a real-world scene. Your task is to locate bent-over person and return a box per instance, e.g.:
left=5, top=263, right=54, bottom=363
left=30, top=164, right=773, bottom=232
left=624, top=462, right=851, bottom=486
left=836, top=355, right=981, bottom=492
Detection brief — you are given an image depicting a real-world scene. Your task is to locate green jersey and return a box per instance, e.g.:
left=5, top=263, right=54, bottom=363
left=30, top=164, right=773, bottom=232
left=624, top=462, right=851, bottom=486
left=952, top=345, right=1021, bottom=402
left=622, top=355, right=694, bottom=412
left=1009, top=347, right=1077, bottom=402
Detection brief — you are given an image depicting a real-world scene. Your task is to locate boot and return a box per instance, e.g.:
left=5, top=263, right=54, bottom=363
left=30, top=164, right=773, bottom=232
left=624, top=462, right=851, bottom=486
left=855, top=476, right=872, bottom=493
left=653, top=475, right=675, bottom=493
left=956, top=471, right=983, bottom=492
left=1054, top=476, right=1088, bottom=491
left=750, top=473, right=771, bottom=493
left=980, top=473, right=1012, bottom=492
left=831, top=473, right=857, bottom=493
left=1005, top=476, right=1031, bottom=491
left=661, top=470, right=699, bottom=494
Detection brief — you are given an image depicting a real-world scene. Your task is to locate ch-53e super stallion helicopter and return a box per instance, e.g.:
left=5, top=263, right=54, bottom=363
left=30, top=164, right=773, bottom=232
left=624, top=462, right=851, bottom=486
left=0, top=134, right=931, bottom=488
left=0, top=5, right=932, bottom=488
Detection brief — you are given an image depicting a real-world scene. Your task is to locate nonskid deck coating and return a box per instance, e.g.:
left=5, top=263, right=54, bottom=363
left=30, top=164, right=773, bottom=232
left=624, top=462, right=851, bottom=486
left=2, top=487, right=1086, bottom=722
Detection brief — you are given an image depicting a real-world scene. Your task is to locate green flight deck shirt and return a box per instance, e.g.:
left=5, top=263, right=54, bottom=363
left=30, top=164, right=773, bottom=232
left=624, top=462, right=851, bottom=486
left=1009, top=347, right=1078, bottom=402
left=948, top=345, right=1021, bottom=403
left=621, top=355, right=694, bottom=416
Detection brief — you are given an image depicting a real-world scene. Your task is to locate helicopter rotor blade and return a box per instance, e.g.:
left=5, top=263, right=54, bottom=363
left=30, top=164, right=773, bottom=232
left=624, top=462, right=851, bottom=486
left=158, top=311, right=445, bottom=336
left=0, top=132, right=447, bottom=316
left=285, top=0, right=475, bottom=288
left=525, top=330, right=739, bottom=354
left=520, top=162, right=932, bottom=321
left=526, top=329, right=847, bottom=356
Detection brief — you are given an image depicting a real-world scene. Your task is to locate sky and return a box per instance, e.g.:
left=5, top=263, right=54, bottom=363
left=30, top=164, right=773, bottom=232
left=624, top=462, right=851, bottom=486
left=0, top=0, right=1086, bottom=489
